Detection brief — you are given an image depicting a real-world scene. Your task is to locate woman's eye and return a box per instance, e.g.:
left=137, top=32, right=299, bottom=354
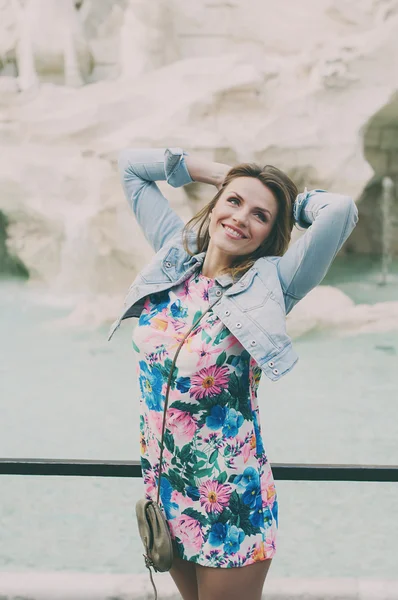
left=227, top=198, right=267, bottom=222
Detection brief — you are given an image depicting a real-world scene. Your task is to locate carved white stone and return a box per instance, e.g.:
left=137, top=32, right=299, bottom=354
left=0, top=0, right=398, bottom=329
left=287, top=286, right=398, bottom=338
left=0, top=0, right=93, bottom=88
left=119, top=0, right=179, bottom=80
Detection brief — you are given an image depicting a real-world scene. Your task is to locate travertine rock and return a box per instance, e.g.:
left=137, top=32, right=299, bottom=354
left=0, top=0, right=398, bottom=330
left=287, top=286, right=398, bottom=338
left=0, top=0, right=93, bottom=87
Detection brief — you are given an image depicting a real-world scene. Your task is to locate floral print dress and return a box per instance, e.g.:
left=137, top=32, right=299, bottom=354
left=132, top=269, right=278, bottom=568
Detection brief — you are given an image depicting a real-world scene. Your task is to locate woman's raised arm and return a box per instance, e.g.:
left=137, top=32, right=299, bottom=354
left=184, top=155, right=231, bottom=190
left=119, top=148, right=231, bottom=252
left=118, top=147, right=193, bottom=252
left=277, top=189, right=359, bottom=314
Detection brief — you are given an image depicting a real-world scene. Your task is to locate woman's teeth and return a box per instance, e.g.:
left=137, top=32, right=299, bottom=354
left=223, top=225, right=244, bottom=239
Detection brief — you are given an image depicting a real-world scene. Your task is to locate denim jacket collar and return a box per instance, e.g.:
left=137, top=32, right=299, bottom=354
left=182, top=249, right=236, bottom=289
left=179, top=249, right=261, bottom=292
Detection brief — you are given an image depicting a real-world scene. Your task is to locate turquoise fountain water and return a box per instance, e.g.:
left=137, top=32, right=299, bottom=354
left=0, top=257, right=397, bottom=579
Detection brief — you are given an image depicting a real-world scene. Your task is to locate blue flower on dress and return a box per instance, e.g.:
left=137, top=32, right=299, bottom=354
left=170, top=299, right=188, bottom=319
left=176, top=376, right=191, bottom=393
left=206, top=405, right=227, bottom=430
left=227, top=355, right=240, bottom=368
left=252, top=411, right=264, bottom=454
left=160, top=477, right=178, bottom=520
left=138, top=361, right=164, bottom=411
left=139, top=292, right=170, bottom=325
left=263, top=505, right=273, bottom=527
left=223, top=524, right=245, bottom=555
left=242, top=480, right=261, bottom=509
left=149, top=290, right=170, bottom=309
left=249, top=502, right=264, bottom=528
left=234, top=466, right=260, bottom=491
left=228, top=351, right=250, bottom=379
left=222, top=408, right=244, bottom=438
left=271, top=498, right=278, bottom=526
left=138, top=311, right=151, bottom=326
left=208, top=522, right=227, bottom=547
left=186, top=485, right=200, bottom=501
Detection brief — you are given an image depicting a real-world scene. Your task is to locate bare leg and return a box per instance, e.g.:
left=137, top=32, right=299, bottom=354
left=169, top=553, right=199, bottom=600
left=196, top=559, right=272, bottom=600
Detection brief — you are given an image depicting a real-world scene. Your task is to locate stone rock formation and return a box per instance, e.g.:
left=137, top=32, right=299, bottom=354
left=0, top=0, right=398, bottom=329
left=287, top=286, right=398, bottom=338
left=0, top=0, right=94, bottom=88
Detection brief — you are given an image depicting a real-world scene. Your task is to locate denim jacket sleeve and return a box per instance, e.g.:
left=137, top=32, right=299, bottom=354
left=278, top=189, right=359, bottom=314
left=118, top=147, right=193, bottom=252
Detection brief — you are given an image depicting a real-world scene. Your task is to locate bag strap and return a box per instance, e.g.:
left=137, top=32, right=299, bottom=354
left=143, top=554, right=158, bottom=600
left=156, top=298, right=220, bottom=505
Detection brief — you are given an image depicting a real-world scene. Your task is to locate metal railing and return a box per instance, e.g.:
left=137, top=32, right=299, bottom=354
left=1, top=458, right=397, bottom=482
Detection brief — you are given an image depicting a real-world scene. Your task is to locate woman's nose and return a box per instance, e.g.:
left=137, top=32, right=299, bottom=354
left=233, top=212, right=248, bottom=226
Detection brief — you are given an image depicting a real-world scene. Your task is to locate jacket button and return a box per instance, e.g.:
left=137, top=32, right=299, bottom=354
left=250, top=340, right=256, bottom=346
left=215, top=289, right=222, bottom=297
left=164, top=261, right=172, bottom=268
left=236, top=322, right=242, bottom=328
left=272, top=368, right=279, bottom=375
left=239, top=281, right=245, bottom=287
left=225, top=310, right=231, bottom=316
left=268, top=361, right=274, bottom=367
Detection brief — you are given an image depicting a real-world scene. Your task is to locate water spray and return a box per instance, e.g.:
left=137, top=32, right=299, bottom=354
left=379, top=176, right=394, bottom=286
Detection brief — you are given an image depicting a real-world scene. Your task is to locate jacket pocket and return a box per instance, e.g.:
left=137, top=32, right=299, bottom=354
left=229, top=279, right=271, bottom=312
left=140, top=267, right=171, bottom=284
left=138, top=244, right=179, bottom=284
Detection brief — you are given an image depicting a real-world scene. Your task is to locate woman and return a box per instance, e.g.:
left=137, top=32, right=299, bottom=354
left=109, top=147, right=358, bottom=600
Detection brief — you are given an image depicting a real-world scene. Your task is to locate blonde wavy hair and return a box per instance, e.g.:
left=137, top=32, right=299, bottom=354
left=182, top=163, right=298, bottom=280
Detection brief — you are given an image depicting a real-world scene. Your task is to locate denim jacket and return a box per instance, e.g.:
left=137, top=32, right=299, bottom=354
left=108, top=148, right=358, bottom=382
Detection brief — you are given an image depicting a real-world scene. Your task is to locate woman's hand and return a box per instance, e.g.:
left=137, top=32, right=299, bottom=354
left=185, top=155, right=231, bottom=190
left=215, top=163, right=231, bottom=191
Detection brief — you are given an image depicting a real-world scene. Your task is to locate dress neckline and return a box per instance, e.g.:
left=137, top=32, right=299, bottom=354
left=197, top=272, right=214, bottom=282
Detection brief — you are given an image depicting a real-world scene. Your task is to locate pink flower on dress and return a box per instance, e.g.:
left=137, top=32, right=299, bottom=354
left=143, top=469, right=157, bottom=498
left=162, top=447, right=173, bottom=464
left=264, top=527, right=277, bottom=557
left=168, top=388, right=181, bottom=402
left=171, top=490, right=194, bottom=510
left=190, top=365, right=229, bottom=399
left=149, top=411, right=164, bottom=436
left=173, top=514, right=204, bottom=551
left=195, top=340, right=222, bottom=367
left=242, top=433, right=257, bottom=464
left=261, top=468, right=276, bottom=509
left=167, top=408, right=197, bottom=445
left=175, top=277, right=194, bottom=301
left=199, top=480, right=232, bottom=513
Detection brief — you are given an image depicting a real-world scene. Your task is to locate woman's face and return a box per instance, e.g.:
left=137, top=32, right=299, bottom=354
left=208, top=177, right=279, bottom=259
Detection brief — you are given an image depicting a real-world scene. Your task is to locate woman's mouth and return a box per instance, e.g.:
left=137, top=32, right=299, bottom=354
left=222, top=224, right=246, bottom=240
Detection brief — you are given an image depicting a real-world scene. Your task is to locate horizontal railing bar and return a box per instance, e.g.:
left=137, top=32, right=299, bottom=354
left=0, top=458, right=397, bottom=482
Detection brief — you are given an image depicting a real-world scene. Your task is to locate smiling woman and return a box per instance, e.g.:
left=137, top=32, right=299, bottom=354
left=183, top=161, right=297, bottom=281
left=204, top=178, right=280, bottom=277
left=111, top=147, right=358, bottom=600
